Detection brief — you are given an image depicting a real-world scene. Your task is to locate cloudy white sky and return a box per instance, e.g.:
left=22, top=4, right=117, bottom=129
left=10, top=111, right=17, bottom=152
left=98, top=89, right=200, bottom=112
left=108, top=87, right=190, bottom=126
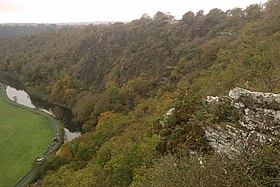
left=0, top=0, right=266, bottom=23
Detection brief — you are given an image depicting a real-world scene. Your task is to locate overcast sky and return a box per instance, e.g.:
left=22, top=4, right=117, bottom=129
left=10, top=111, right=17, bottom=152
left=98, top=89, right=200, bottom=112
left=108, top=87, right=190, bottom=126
left=0, top=0, right=266, bottom=23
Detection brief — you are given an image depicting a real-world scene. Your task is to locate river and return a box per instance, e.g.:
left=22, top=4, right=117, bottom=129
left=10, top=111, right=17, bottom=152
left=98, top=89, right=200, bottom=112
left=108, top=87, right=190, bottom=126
left=5, top=85, right=81, bottom=141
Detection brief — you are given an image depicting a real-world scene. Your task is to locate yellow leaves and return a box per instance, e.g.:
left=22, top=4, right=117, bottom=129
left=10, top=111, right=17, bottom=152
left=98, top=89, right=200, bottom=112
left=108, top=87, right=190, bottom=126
left=103, top=157, right=122, bottom=172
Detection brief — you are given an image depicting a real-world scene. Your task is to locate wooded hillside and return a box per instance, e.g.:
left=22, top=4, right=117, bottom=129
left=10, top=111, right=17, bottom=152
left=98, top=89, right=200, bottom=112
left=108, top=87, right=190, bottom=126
left=1, top=0, right=280, bottom=186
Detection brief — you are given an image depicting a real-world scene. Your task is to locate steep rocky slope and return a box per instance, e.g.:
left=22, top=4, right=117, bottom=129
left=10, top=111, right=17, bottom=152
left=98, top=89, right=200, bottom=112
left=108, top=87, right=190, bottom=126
left=206, top=88, right=280, bottom=155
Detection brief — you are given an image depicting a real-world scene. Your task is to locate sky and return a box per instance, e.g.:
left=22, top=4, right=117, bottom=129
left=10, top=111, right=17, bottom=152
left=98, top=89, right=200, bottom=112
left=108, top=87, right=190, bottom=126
left=0, top=0, right=266, bottom=23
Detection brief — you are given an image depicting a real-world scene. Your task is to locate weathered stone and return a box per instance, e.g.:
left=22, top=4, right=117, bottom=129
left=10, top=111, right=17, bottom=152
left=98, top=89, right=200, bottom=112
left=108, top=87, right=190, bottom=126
left=229, top=88, right=280, bottom=110
left=205, top=88, right=280, bottom=155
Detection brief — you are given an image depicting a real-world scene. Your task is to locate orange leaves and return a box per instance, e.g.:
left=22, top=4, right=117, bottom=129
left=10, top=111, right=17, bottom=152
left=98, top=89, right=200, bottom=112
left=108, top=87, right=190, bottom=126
left=98, top=111, right=113, bottom=124
left=58, top=145, right=73, bottom=161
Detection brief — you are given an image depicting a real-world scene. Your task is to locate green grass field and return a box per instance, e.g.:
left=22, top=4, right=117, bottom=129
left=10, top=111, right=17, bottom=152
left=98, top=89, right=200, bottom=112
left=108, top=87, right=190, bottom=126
left=0, top=84, right=53, bottom=187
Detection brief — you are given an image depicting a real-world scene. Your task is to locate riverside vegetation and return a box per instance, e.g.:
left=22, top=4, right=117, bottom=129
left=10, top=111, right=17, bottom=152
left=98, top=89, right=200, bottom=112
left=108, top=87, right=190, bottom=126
left=0, top=0, right=280, bottom=186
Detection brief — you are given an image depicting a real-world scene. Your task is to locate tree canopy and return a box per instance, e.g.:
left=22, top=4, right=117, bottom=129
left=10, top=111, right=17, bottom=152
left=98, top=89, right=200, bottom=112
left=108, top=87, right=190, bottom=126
left=1, top=1, right=280, bottom=186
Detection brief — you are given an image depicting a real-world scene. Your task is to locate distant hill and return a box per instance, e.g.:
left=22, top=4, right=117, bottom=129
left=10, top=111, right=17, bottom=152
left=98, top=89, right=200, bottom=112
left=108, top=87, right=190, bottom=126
left=0, top=22, right=115, bottom=38
left=0, top=24, right=59, bottom=38
left=1, top=0, right=280, bottom=186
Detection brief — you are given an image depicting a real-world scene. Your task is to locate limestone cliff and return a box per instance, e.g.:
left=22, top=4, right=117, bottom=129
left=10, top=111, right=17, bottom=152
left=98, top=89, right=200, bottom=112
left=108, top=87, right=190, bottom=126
left=206, top=88, right=280, bottom=155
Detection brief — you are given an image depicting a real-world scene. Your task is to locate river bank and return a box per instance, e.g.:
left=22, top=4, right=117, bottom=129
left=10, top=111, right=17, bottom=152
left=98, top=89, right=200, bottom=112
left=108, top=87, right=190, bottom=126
left=0, top=83, right=63, bottom=187
left=0, top=71, right=82, bottom=141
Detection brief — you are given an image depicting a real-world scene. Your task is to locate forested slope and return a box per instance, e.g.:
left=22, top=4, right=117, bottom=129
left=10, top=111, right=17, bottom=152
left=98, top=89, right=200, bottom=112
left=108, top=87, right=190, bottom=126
left=0, top=0, right=280, bottom=186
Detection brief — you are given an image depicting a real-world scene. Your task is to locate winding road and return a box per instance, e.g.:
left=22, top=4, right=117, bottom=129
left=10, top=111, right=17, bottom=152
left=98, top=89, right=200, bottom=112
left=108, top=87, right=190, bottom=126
left=15, top=111, right=61, bottom=187
left=16, top=115, right=60, bottom=187
left=0, top=84, right=61, bottom=187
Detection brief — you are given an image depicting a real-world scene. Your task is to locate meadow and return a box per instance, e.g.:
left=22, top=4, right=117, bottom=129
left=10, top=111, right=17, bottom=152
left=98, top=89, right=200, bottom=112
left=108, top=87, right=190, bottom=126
left=0, top=84, right=52, bottom=187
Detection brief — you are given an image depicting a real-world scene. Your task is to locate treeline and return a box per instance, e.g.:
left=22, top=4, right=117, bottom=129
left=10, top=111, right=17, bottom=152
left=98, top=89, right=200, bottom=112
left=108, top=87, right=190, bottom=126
left=0, top=24, right=60, bottom=38
left=1, top=0, right=280, bottom=186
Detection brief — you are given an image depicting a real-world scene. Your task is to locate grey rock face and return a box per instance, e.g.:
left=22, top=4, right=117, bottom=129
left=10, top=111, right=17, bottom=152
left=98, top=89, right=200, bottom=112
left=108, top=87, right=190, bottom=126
left=205, top=88, right=280, bottom=155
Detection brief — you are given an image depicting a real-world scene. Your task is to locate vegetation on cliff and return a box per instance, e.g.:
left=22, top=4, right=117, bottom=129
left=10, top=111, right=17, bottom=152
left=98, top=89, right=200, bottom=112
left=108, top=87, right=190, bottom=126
left=0, top=0, right=280, bottom=186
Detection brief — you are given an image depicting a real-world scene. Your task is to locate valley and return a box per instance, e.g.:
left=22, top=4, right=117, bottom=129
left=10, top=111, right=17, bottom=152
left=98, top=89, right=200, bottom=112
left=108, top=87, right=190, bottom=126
left=0, top=0, right=280, bottom=186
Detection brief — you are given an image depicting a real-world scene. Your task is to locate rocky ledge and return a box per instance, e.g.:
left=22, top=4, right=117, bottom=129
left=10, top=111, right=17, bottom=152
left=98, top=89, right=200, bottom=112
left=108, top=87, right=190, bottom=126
left=205, top=88, right=280, bottom=155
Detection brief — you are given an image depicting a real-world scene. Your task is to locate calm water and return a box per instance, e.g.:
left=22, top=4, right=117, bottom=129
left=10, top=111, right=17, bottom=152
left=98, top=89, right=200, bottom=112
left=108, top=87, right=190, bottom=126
left=5, top=85, right=81, bottom=141
left=6, top=86, right=35, bottom=108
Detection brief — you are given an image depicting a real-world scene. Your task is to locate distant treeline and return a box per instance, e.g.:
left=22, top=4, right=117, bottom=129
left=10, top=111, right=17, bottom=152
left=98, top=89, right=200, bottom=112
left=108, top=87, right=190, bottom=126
left=1, top=0, right=280, bottom=186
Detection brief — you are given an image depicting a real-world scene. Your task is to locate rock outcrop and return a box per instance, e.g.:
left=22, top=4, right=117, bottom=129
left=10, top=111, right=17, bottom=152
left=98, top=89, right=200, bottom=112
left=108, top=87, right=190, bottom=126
left=205, top=88, right=280, bottom=155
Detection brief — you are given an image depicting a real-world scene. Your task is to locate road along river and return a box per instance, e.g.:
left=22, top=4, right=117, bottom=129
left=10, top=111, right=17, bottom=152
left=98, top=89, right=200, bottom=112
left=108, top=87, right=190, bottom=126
left=0, top=83, right=58, bottom=187
left=2, top=84, right=80, bottom=187
left=5, top=85, right=81, bottom=141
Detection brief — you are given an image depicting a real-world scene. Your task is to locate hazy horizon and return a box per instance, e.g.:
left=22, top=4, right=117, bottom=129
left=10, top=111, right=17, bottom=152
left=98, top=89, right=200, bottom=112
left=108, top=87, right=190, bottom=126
left=0, top=0, right=265, bottom=24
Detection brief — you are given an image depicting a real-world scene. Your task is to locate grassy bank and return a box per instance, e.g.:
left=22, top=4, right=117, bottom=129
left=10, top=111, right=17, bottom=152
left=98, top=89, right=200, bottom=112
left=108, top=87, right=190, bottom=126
left=0, top=84, right=53, bottom=187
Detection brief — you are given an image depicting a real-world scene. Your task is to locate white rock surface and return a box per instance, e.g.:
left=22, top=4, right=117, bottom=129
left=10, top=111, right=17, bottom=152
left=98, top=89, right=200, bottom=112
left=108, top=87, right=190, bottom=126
left=206, top=88, right=280, bottom=155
